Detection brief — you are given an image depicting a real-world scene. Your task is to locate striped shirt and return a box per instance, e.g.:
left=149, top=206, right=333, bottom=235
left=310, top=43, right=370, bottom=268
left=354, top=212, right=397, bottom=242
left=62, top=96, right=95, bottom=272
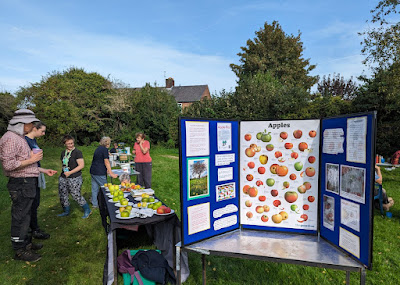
left=0, top=131, right=39, bottom=178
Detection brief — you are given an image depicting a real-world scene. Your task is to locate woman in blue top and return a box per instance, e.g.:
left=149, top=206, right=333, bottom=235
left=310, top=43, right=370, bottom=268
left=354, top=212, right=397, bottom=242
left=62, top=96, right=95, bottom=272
left=90, top=137, right=118, bottom=207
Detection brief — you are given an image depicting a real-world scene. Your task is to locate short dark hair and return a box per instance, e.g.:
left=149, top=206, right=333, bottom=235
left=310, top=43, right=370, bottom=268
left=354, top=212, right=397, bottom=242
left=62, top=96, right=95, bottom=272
left=33, top=121, right=46, bottom=129
left=62, top=135, right=75, bottom=144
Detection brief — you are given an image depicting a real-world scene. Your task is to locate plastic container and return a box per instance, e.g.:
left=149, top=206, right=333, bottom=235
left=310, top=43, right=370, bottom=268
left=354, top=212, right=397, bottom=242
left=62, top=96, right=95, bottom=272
left=120, top=163, right=130, bottom=173
left=386, top=212, right=392, bottom=218
left=33, top=148, right=42, bottom=154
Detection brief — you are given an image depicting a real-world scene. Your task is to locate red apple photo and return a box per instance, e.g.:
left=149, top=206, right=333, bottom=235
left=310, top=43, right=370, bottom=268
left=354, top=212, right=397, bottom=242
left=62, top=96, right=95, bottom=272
left=275, top=151, right=282, bottom=158
left=283, top=181, right=290, bottom=188
left=285, top=143, right=293, bottom=149
left=308, top=196, right=315, bottom=202
left=270, top=164, right=279, bottom=174
left=246, top=174, right=254, bottom=181
left=258, top=167, right=266, bottom=174
left=303, top=182, right=312, bottom=190
left=258, top=195, right=266, bottom=202
left=248, top=187, right=258, bottom=197
left=266, top=144, right=274, bottom=151
left=261, top=215, right=269, bottom=222
left=245, top=147, right=256, bottom=157
left=289, top=173, right=297, bottom=180
left=293, top=130, right=302, bottom=139
left=256, top=180, right=263, bottom=186
left=245, top=200, right=252, bottom=207
left=303, top=204, right=310, bottom=210
left=297, top=185, right=306, bottom=194
left=300, top=214, right=308, bottom=221
left=277, top=165, right=288, bottom=177
left=271, top=189, right=278, bottom=197
left=309, top=130, right=317, bottom=137
left=263, top=205, right=270, bottom=212
left=298, top=142, right=308, bottom=152
left=308, top=156, right=316, bottom=163
left=305, top=167, right=315, bottom=177
left=243, top=185, right=250, bottom=194
left=291, top=152, right=299, bottom=159
left=280, top=132, right=288, bottom=140
left=284, top=191, right=298, bottom=203
left=273, top=200, right=281, bottom=207
left=246, top=211, right=253, bottom=218
left=247, top=162, right=255, bottom=169
left=244, top=134, right=252, bottom=141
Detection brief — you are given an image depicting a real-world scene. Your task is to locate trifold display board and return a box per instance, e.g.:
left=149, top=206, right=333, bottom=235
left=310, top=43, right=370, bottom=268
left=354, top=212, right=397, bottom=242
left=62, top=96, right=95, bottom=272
left=179, top=112, right=375, bottom=268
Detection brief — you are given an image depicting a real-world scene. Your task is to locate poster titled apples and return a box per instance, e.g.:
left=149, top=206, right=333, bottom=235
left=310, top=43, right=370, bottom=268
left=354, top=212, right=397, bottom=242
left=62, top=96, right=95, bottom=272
left=240, top=120, right=320, bottom=231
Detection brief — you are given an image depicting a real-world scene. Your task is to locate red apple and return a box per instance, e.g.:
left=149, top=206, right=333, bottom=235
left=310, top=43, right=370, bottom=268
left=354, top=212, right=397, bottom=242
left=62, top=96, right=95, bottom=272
left=305, top=167, right=315, bottom=177
left=308, top=156, right=316, bottom=163
left=277, top=165, right=288, bottom=177
left=246, top=211, right=253, bottom=219
left=309, top=130, right=317, bottom=137
left=271, top=189, right=278, bottom=197
left=303, top=204, right=310, bottom=210
left=289, top=173, right=297, bottom=180
left=244, top=134, right=252, bottom=141
left=275, top=151, right=282, bottom=158
left=291, top=152, right=299, bottom=159
left=261, top=215, right=269, bottom=222
left=259, top=195, right=266, bottom=202
left=164, top=207, right=171, bottom=214
left=303, top=182, right=312, bottom=190
left=270, top=164, right=279, bottom=174
left=256, top=180, right=263, bottom=186
left=245, top=200, right=252, bottom=207
left=246, top=174, right=254, bottom=181
left=297, top=185, right=307, bottom=194
left=273, top=200, right=281, bottom=207
left=263, top=205, right=270, bottom=212
left=266, top=144, right=274, bottom=151
left=283, top=181, right=290, bottom=188
left=157, top=208, right=165, bottom=214
left=298, top=142, right=308, bottom=152
left=243, top=185, right=250, bottom=195
left=308, top=196, right=315, bottom=203
left=258, top=167, right=266, bottom=174
left=285, top=143, right=293, bottom=149
left=248, top=187, right=258, bottom=197
left=245, top=147, right=256, bottom=157
left=280, top=132, right=288, bottom=140
left=284, top=191, right=298, bottom=203
left=293, top=130, right=302, bottom=139
left=300, top=214, right=308, bottom=221
left=247, top=162, right=255, bottom=169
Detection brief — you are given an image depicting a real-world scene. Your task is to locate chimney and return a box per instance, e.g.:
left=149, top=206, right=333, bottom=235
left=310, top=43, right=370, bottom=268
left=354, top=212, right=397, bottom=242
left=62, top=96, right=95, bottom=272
left=166, top=77, right=175, bottom=88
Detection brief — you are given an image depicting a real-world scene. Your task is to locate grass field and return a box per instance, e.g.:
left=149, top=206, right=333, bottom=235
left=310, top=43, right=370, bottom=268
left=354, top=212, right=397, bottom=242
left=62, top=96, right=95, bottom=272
left=1, top=146, right=400, bottom=284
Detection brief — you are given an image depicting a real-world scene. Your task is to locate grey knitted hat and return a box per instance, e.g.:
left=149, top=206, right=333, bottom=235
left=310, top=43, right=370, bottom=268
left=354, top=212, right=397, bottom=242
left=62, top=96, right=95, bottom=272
left=9, top=109, right=39, bottom=125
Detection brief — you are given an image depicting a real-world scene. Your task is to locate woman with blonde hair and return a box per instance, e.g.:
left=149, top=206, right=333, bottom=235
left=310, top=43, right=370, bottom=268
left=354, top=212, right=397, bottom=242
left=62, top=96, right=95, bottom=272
left=90, top=137, right=118, bottom=208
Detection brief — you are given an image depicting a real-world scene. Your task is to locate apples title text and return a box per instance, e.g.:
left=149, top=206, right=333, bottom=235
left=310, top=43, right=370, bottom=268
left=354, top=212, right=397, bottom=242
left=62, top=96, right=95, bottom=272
left=269, top=123, right=290, bottom=129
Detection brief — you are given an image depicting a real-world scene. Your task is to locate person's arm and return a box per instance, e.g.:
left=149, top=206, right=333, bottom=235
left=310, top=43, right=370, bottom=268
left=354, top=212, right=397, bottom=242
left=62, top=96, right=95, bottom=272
left=375, top=165, right=383, bottom=184
left=39, top=167, right=58, bottom=176
left=139, top=140, right=149, bottom=154
left=2, top=147, right=43, bottom=171
left=104, top=158, right=118, bottom=178
left=63, top=158, right=84, bottom=178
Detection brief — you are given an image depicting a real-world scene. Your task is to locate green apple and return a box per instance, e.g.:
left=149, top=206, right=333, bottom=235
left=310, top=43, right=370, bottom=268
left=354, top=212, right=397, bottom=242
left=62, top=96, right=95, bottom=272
left=121, top=211, right=130, bottom=217
left=266, top=178, right=275, bottom=186
left=294, top=162, right=303, bottom=171
left=261, top=132, right=272, bottom=142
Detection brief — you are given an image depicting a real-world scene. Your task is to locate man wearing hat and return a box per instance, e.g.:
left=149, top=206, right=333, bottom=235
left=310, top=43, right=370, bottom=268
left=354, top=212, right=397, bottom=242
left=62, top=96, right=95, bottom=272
left=0, top=109, right=57, bottom=262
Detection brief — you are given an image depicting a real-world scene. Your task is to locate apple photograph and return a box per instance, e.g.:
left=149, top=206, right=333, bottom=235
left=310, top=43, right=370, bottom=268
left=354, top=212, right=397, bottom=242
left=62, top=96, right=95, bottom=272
left=187, top=157, right=210, bottom=200
left=239, top=120, right=320, bottom=230
left=340, top=165, right=366, bottom=204
left=323, top=195, right=335, bottom=231
left=326, top=163, right=340, bottom=194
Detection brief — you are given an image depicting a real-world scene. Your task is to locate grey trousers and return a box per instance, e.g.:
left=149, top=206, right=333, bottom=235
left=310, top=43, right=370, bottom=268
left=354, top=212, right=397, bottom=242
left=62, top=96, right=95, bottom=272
left=135, top=162, right=152, bottom=189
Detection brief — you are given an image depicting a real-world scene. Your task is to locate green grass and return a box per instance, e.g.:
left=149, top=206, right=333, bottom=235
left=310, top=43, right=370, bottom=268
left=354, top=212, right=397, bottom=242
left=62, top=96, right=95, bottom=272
left=1, top=146, right=400, bottom=284
left=189, top=176, right=208, bottom=197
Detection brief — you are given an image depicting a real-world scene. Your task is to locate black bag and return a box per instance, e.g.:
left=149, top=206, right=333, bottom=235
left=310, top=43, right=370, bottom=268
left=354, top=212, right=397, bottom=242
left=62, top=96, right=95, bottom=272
left=130, top=250, right=176, bottom=285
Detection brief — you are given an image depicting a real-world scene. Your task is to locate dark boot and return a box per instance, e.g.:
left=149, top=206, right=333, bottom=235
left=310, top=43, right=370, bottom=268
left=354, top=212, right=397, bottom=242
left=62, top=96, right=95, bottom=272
left=26, top=243, right=43, bottom=251
left=82, top=203, right=92, bottom=219
left=57, top=206, right=70, bottom=217
left=14, top=249, right=41, bottom=262
left=32, top=229, right=50, bottom=239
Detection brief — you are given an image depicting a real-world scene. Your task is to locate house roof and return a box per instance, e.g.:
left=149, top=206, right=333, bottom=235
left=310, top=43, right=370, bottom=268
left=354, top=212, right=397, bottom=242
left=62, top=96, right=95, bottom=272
left=167, top=85, right=209, bottom=103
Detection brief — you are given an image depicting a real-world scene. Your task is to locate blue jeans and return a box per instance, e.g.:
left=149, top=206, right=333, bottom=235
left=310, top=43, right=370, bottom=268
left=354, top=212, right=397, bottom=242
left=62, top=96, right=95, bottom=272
left=91, top=174, right=107, bottom=207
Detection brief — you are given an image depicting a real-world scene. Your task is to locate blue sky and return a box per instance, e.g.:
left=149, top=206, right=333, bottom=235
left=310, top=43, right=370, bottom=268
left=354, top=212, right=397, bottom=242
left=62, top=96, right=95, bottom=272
left=0, top=0, right=385, bottom=94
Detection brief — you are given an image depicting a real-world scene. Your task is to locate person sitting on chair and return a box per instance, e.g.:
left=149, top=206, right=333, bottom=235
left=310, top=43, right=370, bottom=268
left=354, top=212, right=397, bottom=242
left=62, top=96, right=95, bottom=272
left=375, top=165, right=394, bottom=211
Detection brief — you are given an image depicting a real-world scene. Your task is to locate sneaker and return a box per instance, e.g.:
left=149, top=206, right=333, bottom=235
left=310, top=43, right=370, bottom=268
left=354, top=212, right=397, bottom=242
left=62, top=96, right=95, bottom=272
left=26, top=243, right=43, bottom=251
left=14, top=249, right=41, bottom=262
left=33, top=229, right=50, bottom=239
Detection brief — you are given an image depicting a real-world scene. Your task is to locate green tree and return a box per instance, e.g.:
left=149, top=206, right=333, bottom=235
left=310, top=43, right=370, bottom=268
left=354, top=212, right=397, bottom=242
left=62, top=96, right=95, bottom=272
left=230, top=21, right=318, bottom=90
left=16, top=67, right=113, bottom=144
left=0, top=91, right=16, bottom=135
left=360, top=0, right=400, bottom=69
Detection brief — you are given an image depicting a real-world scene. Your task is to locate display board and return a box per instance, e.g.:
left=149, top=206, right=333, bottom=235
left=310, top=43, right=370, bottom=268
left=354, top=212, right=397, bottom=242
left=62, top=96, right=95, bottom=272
left=180, top=118, right=240, bottom=245
left=240, top=120, right=320, bottom=233
left=319, top=112, right=376, bottom=268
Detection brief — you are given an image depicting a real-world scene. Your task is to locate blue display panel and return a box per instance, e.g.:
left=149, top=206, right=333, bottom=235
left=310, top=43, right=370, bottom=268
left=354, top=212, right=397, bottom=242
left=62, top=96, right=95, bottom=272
left=180, top=118, right=240, bottom=245
left=319, top=112, right=376, bottom=268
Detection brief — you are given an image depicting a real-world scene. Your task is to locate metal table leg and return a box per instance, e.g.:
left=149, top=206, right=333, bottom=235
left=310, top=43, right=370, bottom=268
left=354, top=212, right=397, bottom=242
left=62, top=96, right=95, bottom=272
left=360, top=267, right=366, bottom=285
left=202, top=254, right=206, bottom=285
left=346, top=271, right=350, bottom=285
left=113, top=230, right=118, bottom=284
left=176, top=243, right=181, bottom=285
